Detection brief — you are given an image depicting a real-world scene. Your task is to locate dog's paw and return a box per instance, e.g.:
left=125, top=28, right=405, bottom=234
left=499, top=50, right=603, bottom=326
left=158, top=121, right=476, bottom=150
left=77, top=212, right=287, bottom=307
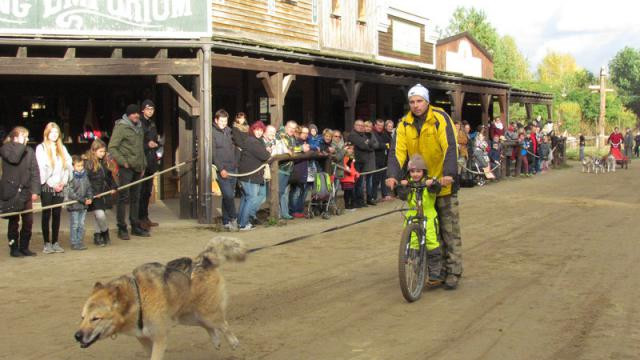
left=229, top=336, right=239, bottom=350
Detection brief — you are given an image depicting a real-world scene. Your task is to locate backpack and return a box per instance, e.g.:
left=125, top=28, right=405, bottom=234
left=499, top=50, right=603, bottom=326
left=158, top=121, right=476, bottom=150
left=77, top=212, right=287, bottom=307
left=311, top=172, right=332, bottom=201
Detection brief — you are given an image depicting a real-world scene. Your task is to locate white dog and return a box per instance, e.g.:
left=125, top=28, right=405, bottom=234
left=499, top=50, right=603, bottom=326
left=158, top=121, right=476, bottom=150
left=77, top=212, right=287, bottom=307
left=605, top=154, right=616, bottom=172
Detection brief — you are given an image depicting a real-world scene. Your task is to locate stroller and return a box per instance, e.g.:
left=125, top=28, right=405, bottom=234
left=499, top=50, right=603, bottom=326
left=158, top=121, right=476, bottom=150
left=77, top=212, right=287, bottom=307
left=307, top=172, right=341, bottom=219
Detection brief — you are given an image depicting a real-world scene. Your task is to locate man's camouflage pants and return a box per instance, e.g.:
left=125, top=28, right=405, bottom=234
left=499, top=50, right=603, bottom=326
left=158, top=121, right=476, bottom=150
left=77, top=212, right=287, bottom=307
left=436, top=194, right=463, bottom=276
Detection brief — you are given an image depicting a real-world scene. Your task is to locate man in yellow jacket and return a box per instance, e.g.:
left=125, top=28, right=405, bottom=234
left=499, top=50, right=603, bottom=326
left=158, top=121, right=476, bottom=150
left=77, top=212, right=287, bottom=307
left=386, top=84, right=463, bottom=289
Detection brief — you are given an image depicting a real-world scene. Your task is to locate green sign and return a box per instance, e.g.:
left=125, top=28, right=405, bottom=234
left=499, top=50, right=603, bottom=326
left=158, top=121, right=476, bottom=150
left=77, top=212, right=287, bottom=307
left=0, top=0, right=211, bottom=38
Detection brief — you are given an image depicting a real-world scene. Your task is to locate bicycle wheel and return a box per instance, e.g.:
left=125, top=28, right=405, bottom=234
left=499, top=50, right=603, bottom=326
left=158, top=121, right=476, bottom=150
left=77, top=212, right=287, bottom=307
left=398, top=223, right=426, bottom=302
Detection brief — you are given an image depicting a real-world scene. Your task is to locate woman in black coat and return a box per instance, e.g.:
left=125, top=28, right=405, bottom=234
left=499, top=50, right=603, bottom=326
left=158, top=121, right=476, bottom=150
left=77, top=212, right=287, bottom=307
left=232, top=121, right=271, bottom=231
left=84, top=139, right=117, bottom=246
left=0, top=126, right=41, bottom=257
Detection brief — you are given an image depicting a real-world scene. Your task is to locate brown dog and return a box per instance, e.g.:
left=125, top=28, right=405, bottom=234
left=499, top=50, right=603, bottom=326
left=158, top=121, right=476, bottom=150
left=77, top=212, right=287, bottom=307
left=74, top=236, right=247, bottom=360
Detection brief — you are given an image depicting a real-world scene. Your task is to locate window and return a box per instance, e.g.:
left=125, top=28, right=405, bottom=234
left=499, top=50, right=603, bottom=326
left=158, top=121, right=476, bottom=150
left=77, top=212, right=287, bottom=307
left=268, top=0, right=276, bottom=15
left=331, top=0, right=341, bottom=18
left=311, top=0, right=318, bottom=24
left=358, top=0, right=366, bottom=23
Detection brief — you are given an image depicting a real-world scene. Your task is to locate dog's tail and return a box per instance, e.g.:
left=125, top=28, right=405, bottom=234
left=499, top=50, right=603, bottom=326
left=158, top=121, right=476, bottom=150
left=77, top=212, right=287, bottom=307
left=196, top=236, right=248, bottom=269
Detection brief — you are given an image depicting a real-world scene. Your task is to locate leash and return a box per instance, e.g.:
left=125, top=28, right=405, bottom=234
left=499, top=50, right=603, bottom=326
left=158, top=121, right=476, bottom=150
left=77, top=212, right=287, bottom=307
left=130, top=275, right=144, bottom=331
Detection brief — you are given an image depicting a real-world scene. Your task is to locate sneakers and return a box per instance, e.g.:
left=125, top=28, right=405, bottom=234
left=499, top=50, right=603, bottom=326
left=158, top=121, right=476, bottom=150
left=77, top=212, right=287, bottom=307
left=224, top=219, right=239, bottom=231
left=280, top=214, right=294, bottom=220
left=43, top=243, right=54, bottom=254
left=71, top=243, right=88, bottom=251
left=239, top=223, right=254, bottom=231
left=52, top=242, right=65, bottom=253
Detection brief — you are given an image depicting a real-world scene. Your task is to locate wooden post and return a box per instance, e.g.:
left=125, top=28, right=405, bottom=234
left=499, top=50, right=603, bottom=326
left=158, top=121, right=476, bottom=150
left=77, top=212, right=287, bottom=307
left=197, top=44, right=214, bottom=224
left=448, top=90, right=465, bottom=123
left=257, top=71, right=296, bottom=220
left=177, top=96, right=196, bottom=219
left=498, top=94, right=508, bottom=124
left=338, top=79, right=362, bottom=131
left=546, top=104, right=553, bottom=121
left=525, top=102, right=533, bottom=122
left=479, top=93, right=491, bottom=127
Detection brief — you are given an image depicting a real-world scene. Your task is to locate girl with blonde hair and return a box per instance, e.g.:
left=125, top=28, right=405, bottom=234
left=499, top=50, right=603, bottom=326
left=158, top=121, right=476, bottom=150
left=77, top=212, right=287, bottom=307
left=36, top=122, right=72, bottom=254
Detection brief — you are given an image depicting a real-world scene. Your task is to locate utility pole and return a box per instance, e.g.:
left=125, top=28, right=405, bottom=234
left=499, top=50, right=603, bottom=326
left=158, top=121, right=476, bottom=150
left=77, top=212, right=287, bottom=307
left=588, top=66, right=614, bottom=152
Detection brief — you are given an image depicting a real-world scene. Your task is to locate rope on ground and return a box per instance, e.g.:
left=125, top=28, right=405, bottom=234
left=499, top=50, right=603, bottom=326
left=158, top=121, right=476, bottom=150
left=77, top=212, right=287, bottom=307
left=0, top=158, right=197, bottom=219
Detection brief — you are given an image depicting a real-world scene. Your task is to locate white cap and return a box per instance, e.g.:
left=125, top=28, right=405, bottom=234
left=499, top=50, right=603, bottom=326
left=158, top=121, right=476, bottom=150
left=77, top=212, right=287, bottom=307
left=408, top=84, right=429, bottom=102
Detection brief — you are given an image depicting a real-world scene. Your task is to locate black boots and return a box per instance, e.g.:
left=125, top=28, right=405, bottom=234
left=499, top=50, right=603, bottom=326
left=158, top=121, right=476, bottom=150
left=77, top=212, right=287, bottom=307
left=9, top=239, right=22, bottom=258
left=117, top=225, right=130, bottom=240
left=93, top=233, right=103, bottom=247
left=102, top=230, right=111, bottom=245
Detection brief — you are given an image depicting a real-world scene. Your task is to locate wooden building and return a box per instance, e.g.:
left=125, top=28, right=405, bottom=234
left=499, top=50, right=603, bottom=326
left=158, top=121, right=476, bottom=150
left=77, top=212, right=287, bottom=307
left=436, top=32, right=494, bottom=79
left=0, top=0, right=552, bottom=224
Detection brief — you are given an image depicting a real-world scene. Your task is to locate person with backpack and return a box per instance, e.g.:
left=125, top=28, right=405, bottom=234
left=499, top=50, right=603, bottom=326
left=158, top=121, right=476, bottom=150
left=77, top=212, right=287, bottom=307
left=1, top=127, right=40, bottom=257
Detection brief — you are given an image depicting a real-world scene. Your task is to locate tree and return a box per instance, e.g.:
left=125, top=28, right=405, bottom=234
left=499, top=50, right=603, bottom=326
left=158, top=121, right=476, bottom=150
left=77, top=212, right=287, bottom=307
left=537, top=51, right=579, bottom=88
left=494, top=35, right=531, bottom=82
left=609, top=47, right=640, bottom=118
left=444, top=6, right=498, bottom=56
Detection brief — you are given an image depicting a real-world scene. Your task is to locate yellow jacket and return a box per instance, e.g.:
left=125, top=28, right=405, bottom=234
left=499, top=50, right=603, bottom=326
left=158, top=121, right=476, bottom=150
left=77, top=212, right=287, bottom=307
left=388, top=106, right=459, bottom=196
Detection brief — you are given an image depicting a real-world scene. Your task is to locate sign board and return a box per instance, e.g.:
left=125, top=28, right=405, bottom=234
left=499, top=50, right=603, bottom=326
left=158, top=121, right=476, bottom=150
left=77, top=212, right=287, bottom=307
left=446, top=40, right=482, bottom=77
left=392, top=19, right=420, bottom=56
left=0, top=0, right=211, bottom=38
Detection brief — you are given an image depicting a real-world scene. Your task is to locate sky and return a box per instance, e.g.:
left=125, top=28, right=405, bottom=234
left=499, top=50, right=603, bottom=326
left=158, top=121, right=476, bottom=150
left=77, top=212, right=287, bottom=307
left=388, top=0, right=640, bottom=75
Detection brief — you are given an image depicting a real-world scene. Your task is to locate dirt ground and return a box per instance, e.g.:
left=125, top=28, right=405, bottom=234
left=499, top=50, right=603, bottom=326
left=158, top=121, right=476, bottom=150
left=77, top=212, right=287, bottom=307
left=2, top=162, right=640, bottom=360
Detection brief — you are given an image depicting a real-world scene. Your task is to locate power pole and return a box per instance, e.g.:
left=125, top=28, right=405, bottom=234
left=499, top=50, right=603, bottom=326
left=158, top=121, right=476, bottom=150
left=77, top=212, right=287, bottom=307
left=589, top=66, right=614, bottom=152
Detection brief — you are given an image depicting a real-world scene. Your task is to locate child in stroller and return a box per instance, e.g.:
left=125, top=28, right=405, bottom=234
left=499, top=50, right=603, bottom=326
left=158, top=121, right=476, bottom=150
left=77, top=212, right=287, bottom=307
left=469, top=132, right=496, bottom=183
left=307, top=171, right=340, bottom=219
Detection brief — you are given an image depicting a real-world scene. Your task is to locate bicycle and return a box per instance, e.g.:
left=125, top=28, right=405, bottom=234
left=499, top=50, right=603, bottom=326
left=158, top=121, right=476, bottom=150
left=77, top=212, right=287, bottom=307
left=397, top=181, right=439, bottom=302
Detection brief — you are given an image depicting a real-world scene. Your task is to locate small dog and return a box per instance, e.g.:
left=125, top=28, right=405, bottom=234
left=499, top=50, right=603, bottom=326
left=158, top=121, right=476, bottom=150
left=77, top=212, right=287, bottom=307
left=75, top=236, right=247, bottom=360
left=605, top=154, right=616, bottom=172
left=593, top=157, right=605, bottom=174
left=582, top=156, right=594, bottom=173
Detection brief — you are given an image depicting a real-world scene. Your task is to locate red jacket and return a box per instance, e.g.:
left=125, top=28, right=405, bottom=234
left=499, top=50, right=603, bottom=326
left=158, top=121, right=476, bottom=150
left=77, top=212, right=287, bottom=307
left=340, top=156, right=359, bottom=184
left=529, top=132, right=538, bottom=154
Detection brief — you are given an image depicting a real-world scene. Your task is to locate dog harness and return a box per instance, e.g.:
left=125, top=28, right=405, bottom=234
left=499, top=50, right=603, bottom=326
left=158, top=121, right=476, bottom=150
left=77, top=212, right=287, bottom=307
left=130, top=276, right=144, bottom=330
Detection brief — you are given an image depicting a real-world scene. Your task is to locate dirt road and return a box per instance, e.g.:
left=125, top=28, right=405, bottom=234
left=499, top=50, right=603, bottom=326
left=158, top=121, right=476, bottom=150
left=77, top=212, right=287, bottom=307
left=2, top=163, right=640, bottom=360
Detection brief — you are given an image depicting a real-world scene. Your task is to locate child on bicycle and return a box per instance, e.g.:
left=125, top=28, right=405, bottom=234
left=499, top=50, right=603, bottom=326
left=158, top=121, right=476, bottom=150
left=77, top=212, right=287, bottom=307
left=396, top=154, right=443, bottom=287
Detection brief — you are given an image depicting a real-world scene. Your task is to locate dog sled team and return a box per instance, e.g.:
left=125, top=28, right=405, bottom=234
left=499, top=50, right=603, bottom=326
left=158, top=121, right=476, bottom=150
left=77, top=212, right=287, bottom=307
left=580, top=127, right=631, bottom=174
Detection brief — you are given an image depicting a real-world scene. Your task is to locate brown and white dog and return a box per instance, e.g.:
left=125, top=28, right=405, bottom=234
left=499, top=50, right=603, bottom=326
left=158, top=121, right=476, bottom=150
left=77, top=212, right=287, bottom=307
left=74, top=236, right=247, bottom=360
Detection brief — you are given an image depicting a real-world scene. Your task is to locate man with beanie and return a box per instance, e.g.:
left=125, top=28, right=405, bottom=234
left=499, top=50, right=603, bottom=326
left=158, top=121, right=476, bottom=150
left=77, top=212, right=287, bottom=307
left=386, top=84, right=463, bottom=290
left=108, top=104, right=150, bottom=239
left=138, top=99, right=160, bottom=230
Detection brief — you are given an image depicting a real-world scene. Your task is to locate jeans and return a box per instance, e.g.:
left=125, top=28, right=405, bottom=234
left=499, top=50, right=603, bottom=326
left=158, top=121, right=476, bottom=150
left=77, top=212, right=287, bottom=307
left=366, top=175, right=375, bottom=201
left=116, top=168, right=142, bottom=229
left=218, top=169, right=238, bottom=225
left=238, top=181, right=267, bottom=227
left=579, top=146, right=585, bottom=162
left=278, top=172, right=291, bottom=218
left=69, top=210, right=87, bottom=246
left=289, top=182, right=310, bottom=215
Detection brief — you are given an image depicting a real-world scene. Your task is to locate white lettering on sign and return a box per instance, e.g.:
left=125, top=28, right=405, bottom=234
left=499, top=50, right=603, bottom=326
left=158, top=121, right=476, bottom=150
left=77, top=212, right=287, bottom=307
left=0, top=0, right=208, bottom=37
left=0, top=0, right=32, bottom=20
left=39, top=0, right=194, bottom=28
